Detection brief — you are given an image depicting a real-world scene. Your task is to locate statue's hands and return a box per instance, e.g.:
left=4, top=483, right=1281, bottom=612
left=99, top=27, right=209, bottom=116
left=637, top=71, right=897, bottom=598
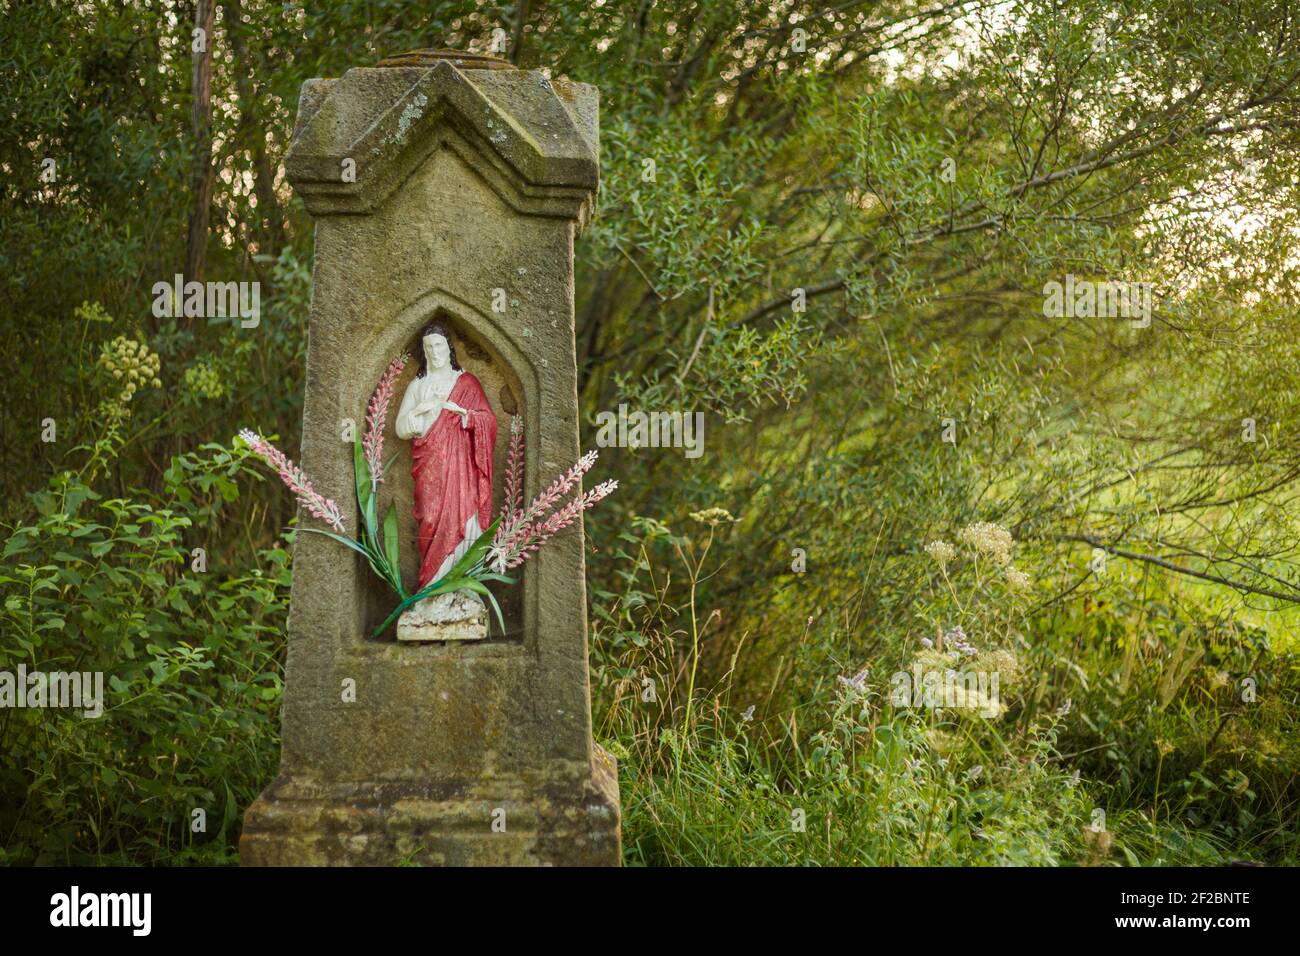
left=442, top=400, right=470, bottom=427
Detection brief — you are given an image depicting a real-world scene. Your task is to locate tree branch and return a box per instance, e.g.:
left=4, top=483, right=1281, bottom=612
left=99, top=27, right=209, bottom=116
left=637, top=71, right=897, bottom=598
left=1058, top=534, right=1300, bottom=604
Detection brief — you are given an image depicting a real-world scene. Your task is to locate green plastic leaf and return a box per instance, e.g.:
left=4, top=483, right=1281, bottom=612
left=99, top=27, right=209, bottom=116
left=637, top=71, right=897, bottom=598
left=297, top=526, right=373, bottom=560
left=382, top=501, right=401, bottom=587
left=408, top=576, right=459, bottom=604
left=353, top=434, right=375, bottom=539
left=457, top=578, right=507, bottom=632
left=297, top=527, right=392, bottom=588
left=444, top=517, right=500, bottom=581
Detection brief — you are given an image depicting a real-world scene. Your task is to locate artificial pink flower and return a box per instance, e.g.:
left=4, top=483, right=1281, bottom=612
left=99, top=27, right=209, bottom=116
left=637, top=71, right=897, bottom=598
left=499, top=449, right=597, bottom=538
left=363, top=352, right=408, bottom=489
left=238, top=429, right=345, bottom=532
left=489, top=423, right=616, bottom=572
left=502, top=415, right=525, bottom=526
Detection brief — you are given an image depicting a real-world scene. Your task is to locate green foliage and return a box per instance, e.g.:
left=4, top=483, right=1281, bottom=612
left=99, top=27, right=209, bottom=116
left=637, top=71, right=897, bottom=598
left=616, top=711, right=1094, bottom=867
left=1022, top=574, right=1300, bottom=861
left=0, top=451, right=289, bottom=865
left=4, top=0, right=1300, bottom=866
left=592, top=516, right=1299, bottom=865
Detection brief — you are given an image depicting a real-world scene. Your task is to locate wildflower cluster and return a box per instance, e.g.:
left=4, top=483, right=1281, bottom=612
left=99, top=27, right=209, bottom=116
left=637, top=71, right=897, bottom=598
left=923, top=539, right=956, bottom=567
left=1004, top=565, right=1031, bottom=591
left=74, top=300, right=113, bottom=324
left=940, top=624, right=977, bottom=655
left=689, top=507, right=735, bottom=527
left=98, top=335, right=162, bottom=417
left=902, top=624, right=1024, bottom=719
left=183, top=360, right=225, bottom=400
left=958, top=521, right=1014, bottom=564
left=836, top=666, right=869, bottom=695
left=925, top=521, right=1031, bottom=592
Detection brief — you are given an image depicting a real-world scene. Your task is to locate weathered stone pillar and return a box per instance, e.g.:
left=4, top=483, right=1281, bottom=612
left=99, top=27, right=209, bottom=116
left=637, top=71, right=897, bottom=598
left=240, top=49, right=619, bottom=866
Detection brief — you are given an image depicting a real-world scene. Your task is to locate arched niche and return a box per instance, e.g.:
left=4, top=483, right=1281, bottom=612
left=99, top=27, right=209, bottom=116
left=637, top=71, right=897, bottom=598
left=351, top=289, right=532, bottom=645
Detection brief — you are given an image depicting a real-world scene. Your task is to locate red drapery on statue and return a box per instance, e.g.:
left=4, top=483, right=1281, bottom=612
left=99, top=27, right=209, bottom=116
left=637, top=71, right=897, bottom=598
left=410, top=373, right=497, bottom=588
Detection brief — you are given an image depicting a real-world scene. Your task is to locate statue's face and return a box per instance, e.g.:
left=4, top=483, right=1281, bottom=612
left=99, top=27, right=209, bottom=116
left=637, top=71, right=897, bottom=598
left=423, top=332, right=451, bottom=370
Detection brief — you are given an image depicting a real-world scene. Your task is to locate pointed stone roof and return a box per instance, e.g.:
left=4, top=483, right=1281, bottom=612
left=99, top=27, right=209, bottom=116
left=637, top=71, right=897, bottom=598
left=285, top=52, right=599, bottom=231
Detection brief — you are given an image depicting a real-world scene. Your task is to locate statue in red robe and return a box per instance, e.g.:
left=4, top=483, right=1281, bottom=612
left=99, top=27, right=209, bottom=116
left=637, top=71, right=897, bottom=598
left=394, top=321, right=497, bottom=636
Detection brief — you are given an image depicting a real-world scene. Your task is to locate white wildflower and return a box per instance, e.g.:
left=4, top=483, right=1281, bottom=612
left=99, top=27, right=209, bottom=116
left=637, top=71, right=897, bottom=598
left=924, top=539, right=956, bottom=567
left=689, top=507, right=735, bottom=527
left=1004, top=565, right=1031, bottom=590
left=958, top=520, right=1014, bottom=564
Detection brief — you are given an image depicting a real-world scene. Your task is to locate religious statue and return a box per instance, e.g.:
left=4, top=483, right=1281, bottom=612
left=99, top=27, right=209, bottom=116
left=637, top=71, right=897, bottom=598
left=393, top=320, right=498, bottom=639
left=239, top=319, right=617, bottom=644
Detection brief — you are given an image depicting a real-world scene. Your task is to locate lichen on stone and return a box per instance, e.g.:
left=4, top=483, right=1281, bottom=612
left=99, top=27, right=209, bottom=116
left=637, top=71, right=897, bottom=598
left=388, top=92, right=429, bottom=145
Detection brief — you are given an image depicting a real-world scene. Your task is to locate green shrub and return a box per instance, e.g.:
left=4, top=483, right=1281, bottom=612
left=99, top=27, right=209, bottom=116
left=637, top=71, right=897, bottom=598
left=0, top=446, right=288, bottom=865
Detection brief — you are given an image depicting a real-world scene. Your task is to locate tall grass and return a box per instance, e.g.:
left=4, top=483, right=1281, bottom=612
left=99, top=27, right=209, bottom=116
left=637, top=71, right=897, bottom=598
left=591, top=517, right=1300, bottom=866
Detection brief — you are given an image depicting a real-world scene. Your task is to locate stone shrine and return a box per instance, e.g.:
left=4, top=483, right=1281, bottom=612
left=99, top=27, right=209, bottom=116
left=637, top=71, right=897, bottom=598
left=239, top=49, right=620, bottom=866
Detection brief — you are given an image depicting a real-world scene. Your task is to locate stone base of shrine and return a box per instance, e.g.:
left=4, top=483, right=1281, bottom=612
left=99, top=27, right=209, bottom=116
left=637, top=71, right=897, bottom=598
left=395, top=590, right=488, bottom=642
left=240, top=744, right=621, bottom=866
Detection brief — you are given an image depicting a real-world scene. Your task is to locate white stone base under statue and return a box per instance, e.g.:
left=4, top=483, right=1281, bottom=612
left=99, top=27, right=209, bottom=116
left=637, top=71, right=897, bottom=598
left=396, top=589, right=487, bottom=642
